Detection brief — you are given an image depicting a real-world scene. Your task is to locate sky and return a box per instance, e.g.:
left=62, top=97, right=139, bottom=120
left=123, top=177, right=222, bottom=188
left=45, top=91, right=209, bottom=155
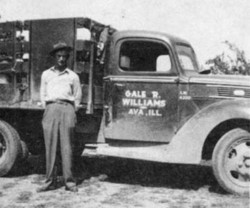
left=0, top=0, right=250, bottom=66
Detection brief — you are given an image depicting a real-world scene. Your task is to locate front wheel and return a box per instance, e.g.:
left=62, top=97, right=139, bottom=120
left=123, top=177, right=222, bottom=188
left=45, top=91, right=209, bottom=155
left=212, top=128, right=250, bottom=196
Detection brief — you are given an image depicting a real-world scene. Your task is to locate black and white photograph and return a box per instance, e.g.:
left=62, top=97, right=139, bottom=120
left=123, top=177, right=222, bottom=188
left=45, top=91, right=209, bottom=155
left=0, top=0, right=249, bottom=207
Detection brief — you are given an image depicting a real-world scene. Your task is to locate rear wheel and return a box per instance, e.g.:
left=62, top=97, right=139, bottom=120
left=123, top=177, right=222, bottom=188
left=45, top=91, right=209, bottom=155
left=0, top=120, right=22, bottom=176
left=20, top=140, right=29, bottom=161
left=8, top=123, right=29, bottom=161
left=212, top=128, right=250, bottom=196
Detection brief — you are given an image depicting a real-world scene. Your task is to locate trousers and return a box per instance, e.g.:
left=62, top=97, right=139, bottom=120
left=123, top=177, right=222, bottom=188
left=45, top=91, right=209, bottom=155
left=42, top=101, right=76, bottom=187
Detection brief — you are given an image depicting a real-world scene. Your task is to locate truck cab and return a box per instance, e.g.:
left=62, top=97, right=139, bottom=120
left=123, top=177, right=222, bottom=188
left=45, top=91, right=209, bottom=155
left=89, top=30, right=250, bottom=196
left=103, top=31, right=195, bottom=144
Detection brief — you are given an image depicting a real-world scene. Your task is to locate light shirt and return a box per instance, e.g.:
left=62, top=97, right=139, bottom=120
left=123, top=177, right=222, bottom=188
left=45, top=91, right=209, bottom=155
left=40, top=66, right=82, bottom=108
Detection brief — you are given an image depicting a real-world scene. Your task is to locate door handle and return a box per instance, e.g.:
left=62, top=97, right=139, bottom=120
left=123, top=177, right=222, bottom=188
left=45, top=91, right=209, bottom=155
left=114, top=83, right=125, bottom=91
left=115, top=83, right=125, bottom=87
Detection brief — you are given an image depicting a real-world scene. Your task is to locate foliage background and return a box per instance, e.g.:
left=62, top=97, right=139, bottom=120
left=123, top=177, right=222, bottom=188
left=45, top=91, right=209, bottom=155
left=205, top=41, right=250, bottom=75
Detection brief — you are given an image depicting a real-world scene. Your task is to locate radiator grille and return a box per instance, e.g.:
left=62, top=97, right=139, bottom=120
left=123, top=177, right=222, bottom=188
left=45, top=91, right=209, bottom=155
left=217, top=87, right=250, bottom=98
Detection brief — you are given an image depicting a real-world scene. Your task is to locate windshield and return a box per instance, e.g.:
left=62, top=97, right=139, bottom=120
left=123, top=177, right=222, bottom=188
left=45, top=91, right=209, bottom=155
left=176, top=44, right=199, bottom=74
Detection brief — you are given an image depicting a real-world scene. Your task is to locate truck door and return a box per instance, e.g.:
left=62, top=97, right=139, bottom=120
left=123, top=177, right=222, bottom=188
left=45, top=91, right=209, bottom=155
left=104, top=37, right=179, bottom=143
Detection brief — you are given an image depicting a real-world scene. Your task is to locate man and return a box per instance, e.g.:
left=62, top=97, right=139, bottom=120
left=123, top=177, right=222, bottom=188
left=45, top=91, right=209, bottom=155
left=38, top=42, right=82, bottom=192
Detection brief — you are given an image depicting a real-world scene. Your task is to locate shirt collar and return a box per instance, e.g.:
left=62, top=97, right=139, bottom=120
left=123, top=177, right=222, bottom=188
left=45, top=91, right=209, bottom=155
left=50, top=66, right=70, bottom=74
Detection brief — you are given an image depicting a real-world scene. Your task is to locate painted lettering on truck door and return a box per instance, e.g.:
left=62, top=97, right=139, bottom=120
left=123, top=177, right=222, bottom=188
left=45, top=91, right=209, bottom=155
left=104, top=38, right=179, bottom=143
left=123, top=89, right=166, bottom=116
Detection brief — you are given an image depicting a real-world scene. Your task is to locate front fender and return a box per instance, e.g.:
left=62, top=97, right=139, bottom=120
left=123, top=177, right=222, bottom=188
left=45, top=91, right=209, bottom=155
left=166, top=99, right=250, bottom=164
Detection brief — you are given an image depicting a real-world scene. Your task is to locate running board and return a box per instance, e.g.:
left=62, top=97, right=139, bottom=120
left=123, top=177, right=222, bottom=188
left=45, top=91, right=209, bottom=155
left=82, top=143, right=170, bottom=163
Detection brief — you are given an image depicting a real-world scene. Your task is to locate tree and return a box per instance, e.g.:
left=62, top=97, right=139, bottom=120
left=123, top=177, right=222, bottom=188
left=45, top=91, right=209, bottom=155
left=205, top=41, right=250, bottom=75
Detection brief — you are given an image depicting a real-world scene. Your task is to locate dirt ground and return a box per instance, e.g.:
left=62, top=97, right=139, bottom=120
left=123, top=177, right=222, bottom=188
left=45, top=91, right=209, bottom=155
left=0, top=155, right=249, bottom=208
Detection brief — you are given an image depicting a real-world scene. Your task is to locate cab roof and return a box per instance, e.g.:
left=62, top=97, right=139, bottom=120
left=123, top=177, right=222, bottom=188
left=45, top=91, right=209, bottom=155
left=112, top=30, right=192, bottom=47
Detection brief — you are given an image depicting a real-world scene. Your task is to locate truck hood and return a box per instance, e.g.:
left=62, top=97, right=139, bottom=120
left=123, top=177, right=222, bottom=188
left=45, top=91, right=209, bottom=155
left=188, top=74, right=250, bottom=87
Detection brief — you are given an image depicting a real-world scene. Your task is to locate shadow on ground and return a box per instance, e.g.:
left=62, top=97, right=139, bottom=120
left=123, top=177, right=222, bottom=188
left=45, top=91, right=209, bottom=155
left=8, top=154, right=225, bottom=194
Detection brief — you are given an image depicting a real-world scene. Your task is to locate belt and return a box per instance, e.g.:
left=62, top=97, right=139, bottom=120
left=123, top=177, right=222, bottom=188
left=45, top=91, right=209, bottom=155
left=46, top=99, right=74, bottom=106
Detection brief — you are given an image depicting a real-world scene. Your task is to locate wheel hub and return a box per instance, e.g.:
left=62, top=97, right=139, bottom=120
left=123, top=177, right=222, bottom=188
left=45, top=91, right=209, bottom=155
left=227, top=140, right=250, bottom=182
left=237, top=154, right=250, bottom=179
left=0, top=140, right=6, bottom=158
left=245, top=158, right=250, bottom=167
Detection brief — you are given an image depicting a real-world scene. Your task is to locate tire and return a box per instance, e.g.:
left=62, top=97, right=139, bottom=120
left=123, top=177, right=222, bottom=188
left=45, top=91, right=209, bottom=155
left=212, top=128, right=250, bottom=196
left=20, top=140, right=29, bottom=161
left=6, top=123, right=29, bottom=161
left=0, top=120, right=22, bottom=176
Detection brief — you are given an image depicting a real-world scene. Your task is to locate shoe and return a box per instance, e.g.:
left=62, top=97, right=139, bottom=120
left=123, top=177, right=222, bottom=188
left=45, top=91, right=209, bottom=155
left=65, top=186, right=78, bottom=192
left=36, top=180, right=57, bottom=193
left=36, top=184, right=57, bottom=192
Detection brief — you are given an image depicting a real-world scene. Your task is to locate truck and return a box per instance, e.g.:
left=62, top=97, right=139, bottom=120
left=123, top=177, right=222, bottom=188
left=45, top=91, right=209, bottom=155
left=0, top=17, right=249, bottom=196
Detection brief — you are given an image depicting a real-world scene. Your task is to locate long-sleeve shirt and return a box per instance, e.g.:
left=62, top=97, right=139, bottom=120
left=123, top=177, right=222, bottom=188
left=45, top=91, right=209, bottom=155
left=40, top=66, right=82, bottom=108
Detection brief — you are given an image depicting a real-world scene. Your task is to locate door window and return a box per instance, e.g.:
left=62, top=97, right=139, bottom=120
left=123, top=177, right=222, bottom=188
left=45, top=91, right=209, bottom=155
left=119, top=40, right=172, bottom=74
